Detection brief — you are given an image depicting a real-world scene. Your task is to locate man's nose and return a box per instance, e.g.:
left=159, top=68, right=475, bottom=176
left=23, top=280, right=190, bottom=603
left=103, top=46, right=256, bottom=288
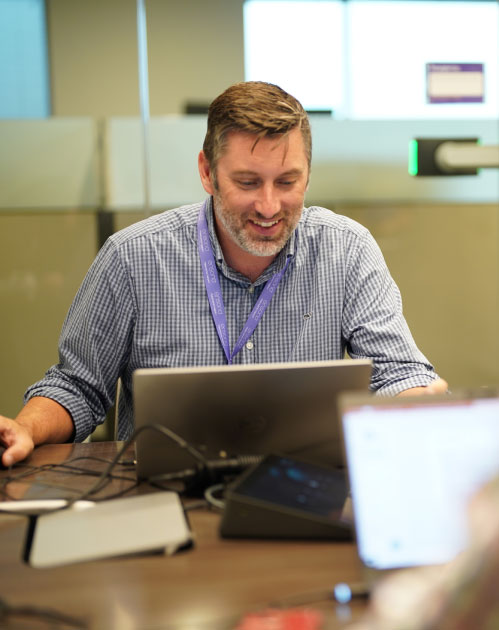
left=254, top=184, right=280, bottom=218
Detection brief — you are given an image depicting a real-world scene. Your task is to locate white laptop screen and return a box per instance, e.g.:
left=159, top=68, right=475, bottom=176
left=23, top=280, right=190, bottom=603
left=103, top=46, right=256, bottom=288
left=342, top=396, right=499, bottom=570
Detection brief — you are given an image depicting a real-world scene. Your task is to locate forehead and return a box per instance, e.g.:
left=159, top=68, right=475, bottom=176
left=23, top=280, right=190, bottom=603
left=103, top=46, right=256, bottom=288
left=219, top=128, right=308, bottom=171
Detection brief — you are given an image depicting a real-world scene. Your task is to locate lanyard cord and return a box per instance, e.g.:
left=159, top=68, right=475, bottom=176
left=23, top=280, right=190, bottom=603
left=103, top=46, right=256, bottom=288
left=197, top=200, right=292, bottom=364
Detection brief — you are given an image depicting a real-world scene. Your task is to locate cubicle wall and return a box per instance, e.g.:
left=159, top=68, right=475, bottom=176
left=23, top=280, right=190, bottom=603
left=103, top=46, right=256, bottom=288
left=0, top=119, right=100, bottom=422
left=0, top=117, right=498, bottom=423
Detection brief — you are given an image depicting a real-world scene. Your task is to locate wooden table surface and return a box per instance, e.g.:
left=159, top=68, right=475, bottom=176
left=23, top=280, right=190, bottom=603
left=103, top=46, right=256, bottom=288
left=0, top=441, right=368, bottom=630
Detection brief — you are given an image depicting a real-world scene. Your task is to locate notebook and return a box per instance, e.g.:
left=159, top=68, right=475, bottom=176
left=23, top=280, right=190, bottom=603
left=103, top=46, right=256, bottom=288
left=133, top=359, right=372, bottom=480
left=339, top=390, right=499, bottom=584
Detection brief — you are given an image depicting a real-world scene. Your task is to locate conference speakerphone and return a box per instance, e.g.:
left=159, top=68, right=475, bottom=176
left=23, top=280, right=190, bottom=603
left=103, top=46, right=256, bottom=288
left=220, top=454, right=352, bottom=540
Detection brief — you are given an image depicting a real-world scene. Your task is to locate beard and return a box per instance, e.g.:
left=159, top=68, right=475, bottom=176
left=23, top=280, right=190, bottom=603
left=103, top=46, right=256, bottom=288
left=212, top=190, right=302, bottom=258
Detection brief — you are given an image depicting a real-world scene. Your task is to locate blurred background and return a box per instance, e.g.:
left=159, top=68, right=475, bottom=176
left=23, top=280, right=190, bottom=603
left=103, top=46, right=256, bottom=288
left=0, top=0, right=498, bottom=434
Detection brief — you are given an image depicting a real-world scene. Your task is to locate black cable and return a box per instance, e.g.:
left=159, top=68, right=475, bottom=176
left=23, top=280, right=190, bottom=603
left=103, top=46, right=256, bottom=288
left=64, top=422, right=211, bottom=507
left=148, top=454, right=263, bottom=489
left=54, top=454, right=135, bottom=469
left=0, top=424, right=259, bottom=510
left=141, top=423, right=209, bottom=467
left=0, top=449, right=137, bottom=507
left=183, top=499, right=210, bottom=511
left=0, top=595, right=87, bottom=628
left=63, top=439, right=135, bottom=505
left=0, top=459, right=134, bottom=501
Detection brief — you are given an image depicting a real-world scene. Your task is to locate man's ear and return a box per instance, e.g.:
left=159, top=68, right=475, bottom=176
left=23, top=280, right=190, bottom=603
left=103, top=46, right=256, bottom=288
left=198, top=151, right=215, bottom=195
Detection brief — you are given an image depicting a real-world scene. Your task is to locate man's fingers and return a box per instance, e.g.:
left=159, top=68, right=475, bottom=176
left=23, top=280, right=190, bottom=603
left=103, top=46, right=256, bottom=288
left=0, top=416, right=34, bottom=466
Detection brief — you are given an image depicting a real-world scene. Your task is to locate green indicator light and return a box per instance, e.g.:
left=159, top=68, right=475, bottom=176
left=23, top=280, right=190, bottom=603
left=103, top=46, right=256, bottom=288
left=408, top=139, right=418, bottom=176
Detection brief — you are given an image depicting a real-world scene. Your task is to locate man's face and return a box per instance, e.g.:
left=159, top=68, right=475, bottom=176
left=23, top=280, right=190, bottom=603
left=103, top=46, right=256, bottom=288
left=199, top=127, right=309, bottom=259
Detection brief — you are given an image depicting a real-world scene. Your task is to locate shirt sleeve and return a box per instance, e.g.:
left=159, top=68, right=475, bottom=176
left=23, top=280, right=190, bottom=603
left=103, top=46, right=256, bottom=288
left=342, top=228, right=438, bottom=395
left=24, top=239, right=136, bottom=441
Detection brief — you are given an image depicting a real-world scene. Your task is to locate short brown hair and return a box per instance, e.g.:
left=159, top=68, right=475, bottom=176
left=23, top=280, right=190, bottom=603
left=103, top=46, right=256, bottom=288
left=203, top=81, right=311, bottom=174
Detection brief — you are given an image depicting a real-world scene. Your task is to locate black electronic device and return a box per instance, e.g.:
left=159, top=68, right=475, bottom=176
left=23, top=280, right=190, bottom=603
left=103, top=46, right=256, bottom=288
left=220, top=454, right=352, bottom=540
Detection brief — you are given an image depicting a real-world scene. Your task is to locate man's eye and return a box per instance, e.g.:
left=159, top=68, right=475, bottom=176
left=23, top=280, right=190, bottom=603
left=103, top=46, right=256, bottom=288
left=238, top=180, right=257, bottom=188
left=278, top=180, right=295, bottom=187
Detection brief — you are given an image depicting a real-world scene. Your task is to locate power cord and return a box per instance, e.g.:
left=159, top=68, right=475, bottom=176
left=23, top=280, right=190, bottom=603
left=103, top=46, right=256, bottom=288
left=204, top=483, right=226, bottom=510
left=0, top=424, right=261, bottom=511
left=0, top=595, right=87, bottom=628
left=147, top=453, right=263, bottom=496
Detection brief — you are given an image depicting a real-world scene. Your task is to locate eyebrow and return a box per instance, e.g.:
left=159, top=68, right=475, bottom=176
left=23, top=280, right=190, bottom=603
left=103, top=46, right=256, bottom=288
left=230, top=168, right=305, bottom=178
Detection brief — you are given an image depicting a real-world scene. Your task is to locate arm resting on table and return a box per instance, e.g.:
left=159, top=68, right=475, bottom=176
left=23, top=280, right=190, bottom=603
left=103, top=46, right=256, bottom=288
left=397, top=377, right=449, bottom=397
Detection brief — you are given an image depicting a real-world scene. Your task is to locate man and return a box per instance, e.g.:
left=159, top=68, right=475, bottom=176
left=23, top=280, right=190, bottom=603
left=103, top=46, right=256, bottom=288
left=0, top=82, right=447, bottom=466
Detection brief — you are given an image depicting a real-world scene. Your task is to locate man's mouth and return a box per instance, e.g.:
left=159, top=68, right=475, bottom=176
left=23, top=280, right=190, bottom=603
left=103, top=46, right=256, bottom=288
left=251, top=219, right=280, bottom=228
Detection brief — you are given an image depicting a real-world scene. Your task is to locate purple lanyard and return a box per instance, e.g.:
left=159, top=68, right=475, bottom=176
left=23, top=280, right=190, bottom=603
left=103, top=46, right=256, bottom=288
left=197, top=201, right=291, bottom=364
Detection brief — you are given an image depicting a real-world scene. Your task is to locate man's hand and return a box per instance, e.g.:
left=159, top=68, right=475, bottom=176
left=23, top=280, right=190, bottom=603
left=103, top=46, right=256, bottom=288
left=0, top=416, right=35, bottom=467
left=397, top=378, right=449, bottom=397
left=0, top=398, right=74, bottom=467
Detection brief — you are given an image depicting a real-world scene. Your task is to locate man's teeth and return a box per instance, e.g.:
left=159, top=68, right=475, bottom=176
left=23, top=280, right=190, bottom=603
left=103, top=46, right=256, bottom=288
left=253, top=219, right=279, bottom=227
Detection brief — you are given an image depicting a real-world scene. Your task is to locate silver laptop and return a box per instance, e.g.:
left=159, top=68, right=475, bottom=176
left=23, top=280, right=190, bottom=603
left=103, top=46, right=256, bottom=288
left=133, top=359, right=372, bottom=480
left=339, top=390, right=499, bottom=585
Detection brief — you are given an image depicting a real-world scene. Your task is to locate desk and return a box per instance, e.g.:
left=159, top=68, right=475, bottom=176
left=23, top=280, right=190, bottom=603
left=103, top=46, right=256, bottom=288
left=0, top=442, right=367, bottom=629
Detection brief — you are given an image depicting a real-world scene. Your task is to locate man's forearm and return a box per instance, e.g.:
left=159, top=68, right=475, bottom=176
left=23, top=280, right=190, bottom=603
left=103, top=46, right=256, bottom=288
left=16, top=397, right=75, bottom=445
left=396, top=378, right=449, bottom=397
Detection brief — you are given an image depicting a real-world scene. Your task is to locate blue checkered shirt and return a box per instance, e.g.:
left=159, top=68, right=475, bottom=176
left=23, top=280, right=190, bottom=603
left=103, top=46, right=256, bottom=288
left=25, top=199, right=437, bottom=440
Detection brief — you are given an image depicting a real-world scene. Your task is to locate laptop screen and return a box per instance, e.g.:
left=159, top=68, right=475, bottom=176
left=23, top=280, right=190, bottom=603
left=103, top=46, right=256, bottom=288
left=341, top=394, right=499, bottom=571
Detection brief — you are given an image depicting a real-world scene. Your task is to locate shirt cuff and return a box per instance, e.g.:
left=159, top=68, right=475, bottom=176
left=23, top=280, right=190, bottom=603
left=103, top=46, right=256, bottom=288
left=24, top=386, right=94, bottom=443
left=375, top=372, right=440, bottom=396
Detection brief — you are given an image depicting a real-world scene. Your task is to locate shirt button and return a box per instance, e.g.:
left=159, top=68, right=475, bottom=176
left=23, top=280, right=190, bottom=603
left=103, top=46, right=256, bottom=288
left=245, top=341, right=254, bottom=350
left=248, top=285, right=254, bottom=294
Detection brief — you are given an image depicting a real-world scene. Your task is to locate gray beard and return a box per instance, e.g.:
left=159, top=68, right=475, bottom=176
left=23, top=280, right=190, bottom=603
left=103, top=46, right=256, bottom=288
left=213, top=193, right=298, bottom=258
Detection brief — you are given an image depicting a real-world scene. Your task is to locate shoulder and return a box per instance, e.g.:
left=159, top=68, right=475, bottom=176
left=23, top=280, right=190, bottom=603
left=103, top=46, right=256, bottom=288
left=297, top=206, right=385, bottom=272
left=299, top=205, right=370, bottom=243
left=108, top=202, right=202, bottom=250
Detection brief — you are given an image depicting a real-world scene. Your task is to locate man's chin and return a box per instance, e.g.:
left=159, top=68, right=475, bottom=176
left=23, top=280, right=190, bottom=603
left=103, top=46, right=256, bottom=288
left=240, top=238, right=286, bottom=258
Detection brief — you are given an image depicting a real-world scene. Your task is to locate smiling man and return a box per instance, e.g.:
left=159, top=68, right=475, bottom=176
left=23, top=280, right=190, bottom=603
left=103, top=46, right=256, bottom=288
left=0, top=82, right=446, bottom=465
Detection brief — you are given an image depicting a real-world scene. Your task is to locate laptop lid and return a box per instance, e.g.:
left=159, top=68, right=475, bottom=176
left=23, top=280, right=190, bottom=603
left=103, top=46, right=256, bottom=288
left=133, top=359, right=372, bottom=480
left=339, top=390, right=499, bottom=582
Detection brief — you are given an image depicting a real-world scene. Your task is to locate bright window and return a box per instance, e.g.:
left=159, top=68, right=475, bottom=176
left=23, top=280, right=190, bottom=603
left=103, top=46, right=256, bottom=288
left=244, top=0, right=499, bottom=119
left=0, top=0, right=51, bottom=118
left=348, top=1, right=498, bottom=119
left=244, top=0, right=345, bottom=114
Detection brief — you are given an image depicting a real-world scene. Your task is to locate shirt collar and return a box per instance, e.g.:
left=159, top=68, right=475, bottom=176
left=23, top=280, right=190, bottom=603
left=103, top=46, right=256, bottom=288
left=204, top=196, right=298, bottom=285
